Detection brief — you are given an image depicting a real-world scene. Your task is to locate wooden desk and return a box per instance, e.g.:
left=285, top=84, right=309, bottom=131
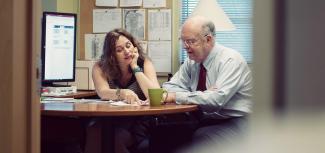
left=41, top=102, right=198, bottom=153
left=41, top=102, right=198, bottom=116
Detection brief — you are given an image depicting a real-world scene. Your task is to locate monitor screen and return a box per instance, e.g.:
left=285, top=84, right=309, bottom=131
left=41, top=12, right=77, bottom=86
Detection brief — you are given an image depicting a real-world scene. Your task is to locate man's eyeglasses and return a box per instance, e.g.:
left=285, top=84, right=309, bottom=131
left=181, top=38, right=199, bottom=47
left=180, top=34, right=209, bottom=47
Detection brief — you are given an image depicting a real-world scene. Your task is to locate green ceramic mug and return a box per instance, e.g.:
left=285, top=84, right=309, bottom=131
left=148, top=88, right=168, bottom=106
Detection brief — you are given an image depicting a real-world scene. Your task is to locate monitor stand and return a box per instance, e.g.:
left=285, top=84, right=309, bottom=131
left=41, top=83, right=77, bottom=96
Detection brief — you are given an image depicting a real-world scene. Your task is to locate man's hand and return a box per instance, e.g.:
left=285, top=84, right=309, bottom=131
left=164, top=92, right=176, bottom=103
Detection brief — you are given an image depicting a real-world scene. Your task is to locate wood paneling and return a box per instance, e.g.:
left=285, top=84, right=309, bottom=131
left=0, top=0, right=40, bottom=153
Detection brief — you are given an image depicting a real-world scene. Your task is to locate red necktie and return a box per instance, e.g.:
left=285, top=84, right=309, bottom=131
left=196, top=63, right=207, bottom=91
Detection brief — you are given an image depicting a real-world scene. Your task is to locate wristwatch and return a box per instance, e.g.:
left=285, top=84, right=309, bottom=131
left=132, top=66, right=143, bottom=74
left=116, top=88, right=121, bottom=100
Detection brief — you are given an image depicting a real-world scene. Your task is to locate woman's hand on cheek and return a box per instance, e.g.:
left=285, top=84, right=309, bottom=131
left=130, top=47, right=139, bottom=69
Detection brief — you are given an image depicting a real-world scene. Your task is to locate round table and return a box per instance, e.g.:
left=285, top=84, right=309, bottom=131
left=41, top=102, right=198, bottom=117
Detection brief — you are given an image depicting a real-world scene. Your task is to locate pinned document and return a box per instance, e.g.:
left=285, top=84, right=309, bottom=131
left=148, top=9, right=171, bottom=40
left=143, top=0, right=166, bottom=8
left=123, top=9, right=145, bottom=40
left=93, top=9, right=122, bottom=33
left=95, top=0, right=118, bottom=7
left=148, top=41, right=171, bottom=73
left=119, top=0, right=142, bottom=7
left=84, top=33, right=106, bottom=60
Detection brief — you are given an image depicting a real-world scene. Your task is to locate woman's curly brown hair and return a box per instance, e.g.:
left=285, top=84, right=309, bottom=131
left=98, top=28, right=145, bottom=81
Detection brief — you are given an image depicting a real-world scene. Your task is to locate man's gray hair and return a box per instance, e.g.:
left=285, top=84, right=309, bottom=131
left=202, top=21, right=216, bottom=37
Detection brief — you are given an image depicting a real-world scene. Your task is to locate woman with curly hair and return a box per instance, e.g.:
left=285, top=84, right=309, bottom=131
left=92, top=28, right=160, bottom=153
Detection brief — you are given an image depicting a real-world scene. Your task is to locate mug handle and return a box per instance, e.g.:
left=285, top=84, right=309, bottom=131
left=161, top=89, right=168, bottom=103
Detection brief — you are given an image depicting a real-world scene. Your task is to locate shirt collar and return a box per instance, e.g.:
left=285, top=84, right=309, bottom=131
left=201, top=43, right=219, bottom=69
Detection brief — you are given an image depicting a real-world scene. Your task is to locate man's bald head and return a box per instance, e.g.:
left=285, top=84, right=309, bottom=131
left=180, top=16, right=216, bottom=63
left=182, top=16, right=216, bottom=38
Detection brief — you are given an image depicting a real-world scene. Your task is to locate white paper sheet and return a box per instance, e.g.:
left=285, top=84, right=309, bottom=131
left=123, top=9, right=145, bottom=40
left=148, top=41, right=172, bottom=72
left=143, top=0, right=166, bottom=8
left=93, top=9, right=122, bottom=33
left=119, top=0, right=142, bottom=7
left=148, top=9, right=171, bottom=40
left=72, top=99, right=111, bottom=103
left=110, top=101, right=131, bottom=106
left=95, top=0, right=118, bottom=7
left=41, top=98, right=112, bottom=104
left=84, top=33, right=106, bottom=60
left=42, top=97, right=74, bottom=102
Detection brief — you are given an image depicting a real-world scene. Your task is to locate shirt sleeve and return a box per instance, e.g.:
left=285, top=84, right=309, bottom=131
left=175, top=58, right=251, bottom=113
left=162, top=60, right=192, bottom=92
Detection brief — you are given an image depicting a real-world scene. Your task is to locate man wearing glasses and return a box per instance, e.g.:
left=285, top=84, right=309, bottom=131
left=162, top=15, right=252, bottom=151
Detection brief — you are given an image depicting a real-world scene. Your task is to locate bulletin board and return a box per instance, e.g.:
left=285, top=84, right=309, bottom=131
left=79, top=0, right=173, bottom=73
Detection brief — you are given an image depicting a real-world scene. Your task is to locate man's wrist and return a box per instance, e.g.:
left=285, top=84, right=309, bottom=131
left=165, top=92, right=176, bottom=103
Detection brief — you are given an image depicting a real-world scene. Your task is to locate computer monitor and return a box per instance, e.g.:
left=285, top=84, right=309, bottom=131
left=41, top=12, right=77, bottom=86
